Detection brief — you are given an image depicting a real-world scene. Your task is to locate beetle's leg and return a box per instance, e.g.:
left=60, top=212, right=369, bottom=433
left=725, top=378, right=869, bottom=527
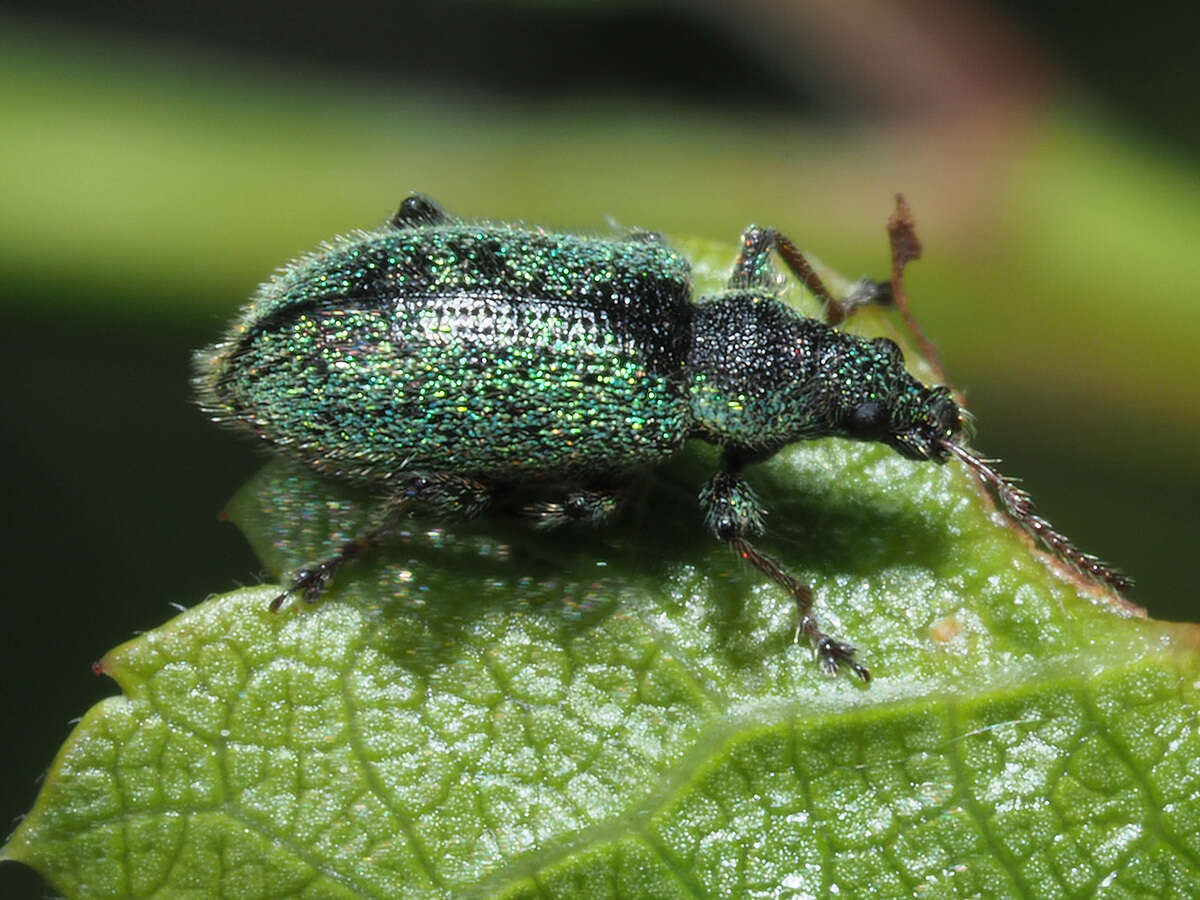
left=729, top=226, right=891, bottom=326
left=521, top=486, right=626, bottom=530
left=270, top=472, right=491, bottom=612
left=389, top=472, right=493, bottom=520
left=699, top=460, right=870, bottom=681
left=837, top=278, right=893, bottom=323
left=270, top=527, right=382, bottom=612
left=389, top=193, right=451, bottom=229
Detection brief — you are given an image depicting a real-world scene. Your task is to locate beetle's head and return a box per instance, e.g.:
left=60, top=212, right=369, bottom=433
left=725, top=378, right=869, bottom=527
left=836, top=338, right=964, bottom=462
left=886, top=384, right=963, bottom=462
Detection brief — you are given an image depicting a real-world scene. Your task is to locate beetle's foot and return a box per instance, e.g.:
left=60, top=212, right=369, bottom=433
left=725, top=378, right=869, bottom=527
left=813, top=634, right=871, bottom=682
left=268, top=562, right=337, bottom=612
left=266, top=530, right=381, bottom=613
left=794, top=614, right=870, bottom=681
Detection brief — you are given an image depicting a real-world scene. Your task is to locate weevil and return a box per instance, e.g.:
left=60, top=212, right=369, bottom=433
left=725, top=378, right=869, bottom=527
left=195, top=194, right=1129, bottom=681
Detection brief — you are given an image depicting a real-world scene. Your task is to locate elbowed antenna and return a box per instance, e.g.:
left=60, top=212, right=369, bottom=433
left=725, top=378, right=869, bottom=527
left=938, top=439, right=1133, bottom=592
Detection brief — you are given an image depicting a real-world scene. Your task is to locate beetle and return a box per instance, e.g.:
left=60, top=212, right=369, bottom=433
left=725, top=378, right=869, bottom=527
left=195, top=194, right=1129, bottom=681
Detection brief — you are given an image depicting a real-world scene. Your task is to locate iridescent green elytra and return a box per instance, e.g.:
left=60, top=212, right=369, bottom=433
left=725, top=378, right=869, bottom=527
left=201, top=213, right=694, bottom=485
left=196, top=194, right=1129, bottom=681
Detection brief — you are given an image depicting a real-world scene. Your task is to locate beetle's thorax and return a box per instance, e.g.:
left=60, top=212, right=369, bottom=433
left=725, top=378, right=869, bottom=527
left=685, top=291, right=831, bottom=454
left=685, top=291, right=955, bottom=460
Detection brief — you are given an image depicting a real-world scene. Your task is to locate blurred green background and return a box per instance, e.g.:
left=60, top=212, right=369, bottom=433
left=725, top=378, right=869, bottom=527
left=2, top=1, right=1198, bottom=895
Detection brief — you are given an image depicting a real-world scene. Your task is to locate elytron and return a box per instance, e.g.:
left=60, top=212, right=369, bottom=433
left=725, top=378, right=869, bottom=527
left=196, top=194, right=1128, bottom=681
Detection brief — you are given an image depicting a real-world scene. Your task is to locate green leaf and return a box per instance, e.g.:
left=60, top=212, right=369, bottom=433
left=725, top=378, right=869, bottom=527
left=7, top=242, right=1199, bottom=899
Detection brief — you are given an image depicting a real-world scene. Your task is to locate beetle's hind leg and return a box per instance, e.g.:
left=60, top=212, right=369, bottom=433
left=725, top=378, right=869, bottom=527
left=270, top=472, right=491, bottom=612
left=271, top=529, right=379, bottom=612
left=699, top=460, right=870, bottom=682
left=729, top=226, right=891, bottom=326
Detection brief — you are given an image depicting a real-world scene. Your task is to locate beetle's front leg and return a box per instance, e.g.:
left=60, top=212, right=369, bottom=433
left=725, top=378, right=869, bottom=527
left=270, top=472, right=492, bottom=612
left=699, top=460, right=871, bottom=682
left=729, top=226, right=891, bottom=326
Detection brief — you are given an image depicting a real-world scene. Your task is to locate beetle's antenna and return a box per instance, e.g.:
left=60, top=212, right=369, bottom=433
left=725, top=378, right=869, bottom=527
left=887, top=194, right=946, bottom=383
left=939, top=439, right=1133, bottom=592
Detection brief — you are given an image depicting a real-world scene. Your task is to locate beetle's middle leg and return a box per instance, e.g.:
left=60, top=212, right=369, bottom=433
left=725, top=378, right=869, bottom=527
left=520, top=486, right=626, bottom=530
left=270, top=472, right=492, bottom=611
left=729, top=226, right=892, bottom=326
left=699, top=457, right=871, bottom=681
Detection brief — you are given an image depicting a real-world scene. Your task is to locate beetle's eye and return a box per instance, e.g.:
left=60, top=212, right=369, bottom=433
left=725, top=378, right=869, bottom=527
left=849, top=400, right=888, bottom=437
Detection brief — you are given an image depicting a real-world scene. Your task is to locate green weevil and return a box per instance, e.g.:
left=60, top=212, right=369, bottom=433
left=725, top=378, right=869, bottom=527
left=196, top=194, right=1129, bottom=681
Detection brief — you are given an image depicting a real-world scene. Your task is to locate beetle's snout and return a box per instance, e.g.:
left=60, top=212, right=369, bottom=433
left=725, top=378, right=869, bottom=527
left=928, top=387, right=964, bottom=462
left=888, top=385, right=963, bottom=462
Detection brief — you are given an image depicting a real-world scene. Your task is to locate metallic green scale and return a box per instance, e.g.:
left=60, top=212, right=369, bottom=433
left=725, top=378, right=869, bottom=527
left=198, top=223, right=695, bottom=485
